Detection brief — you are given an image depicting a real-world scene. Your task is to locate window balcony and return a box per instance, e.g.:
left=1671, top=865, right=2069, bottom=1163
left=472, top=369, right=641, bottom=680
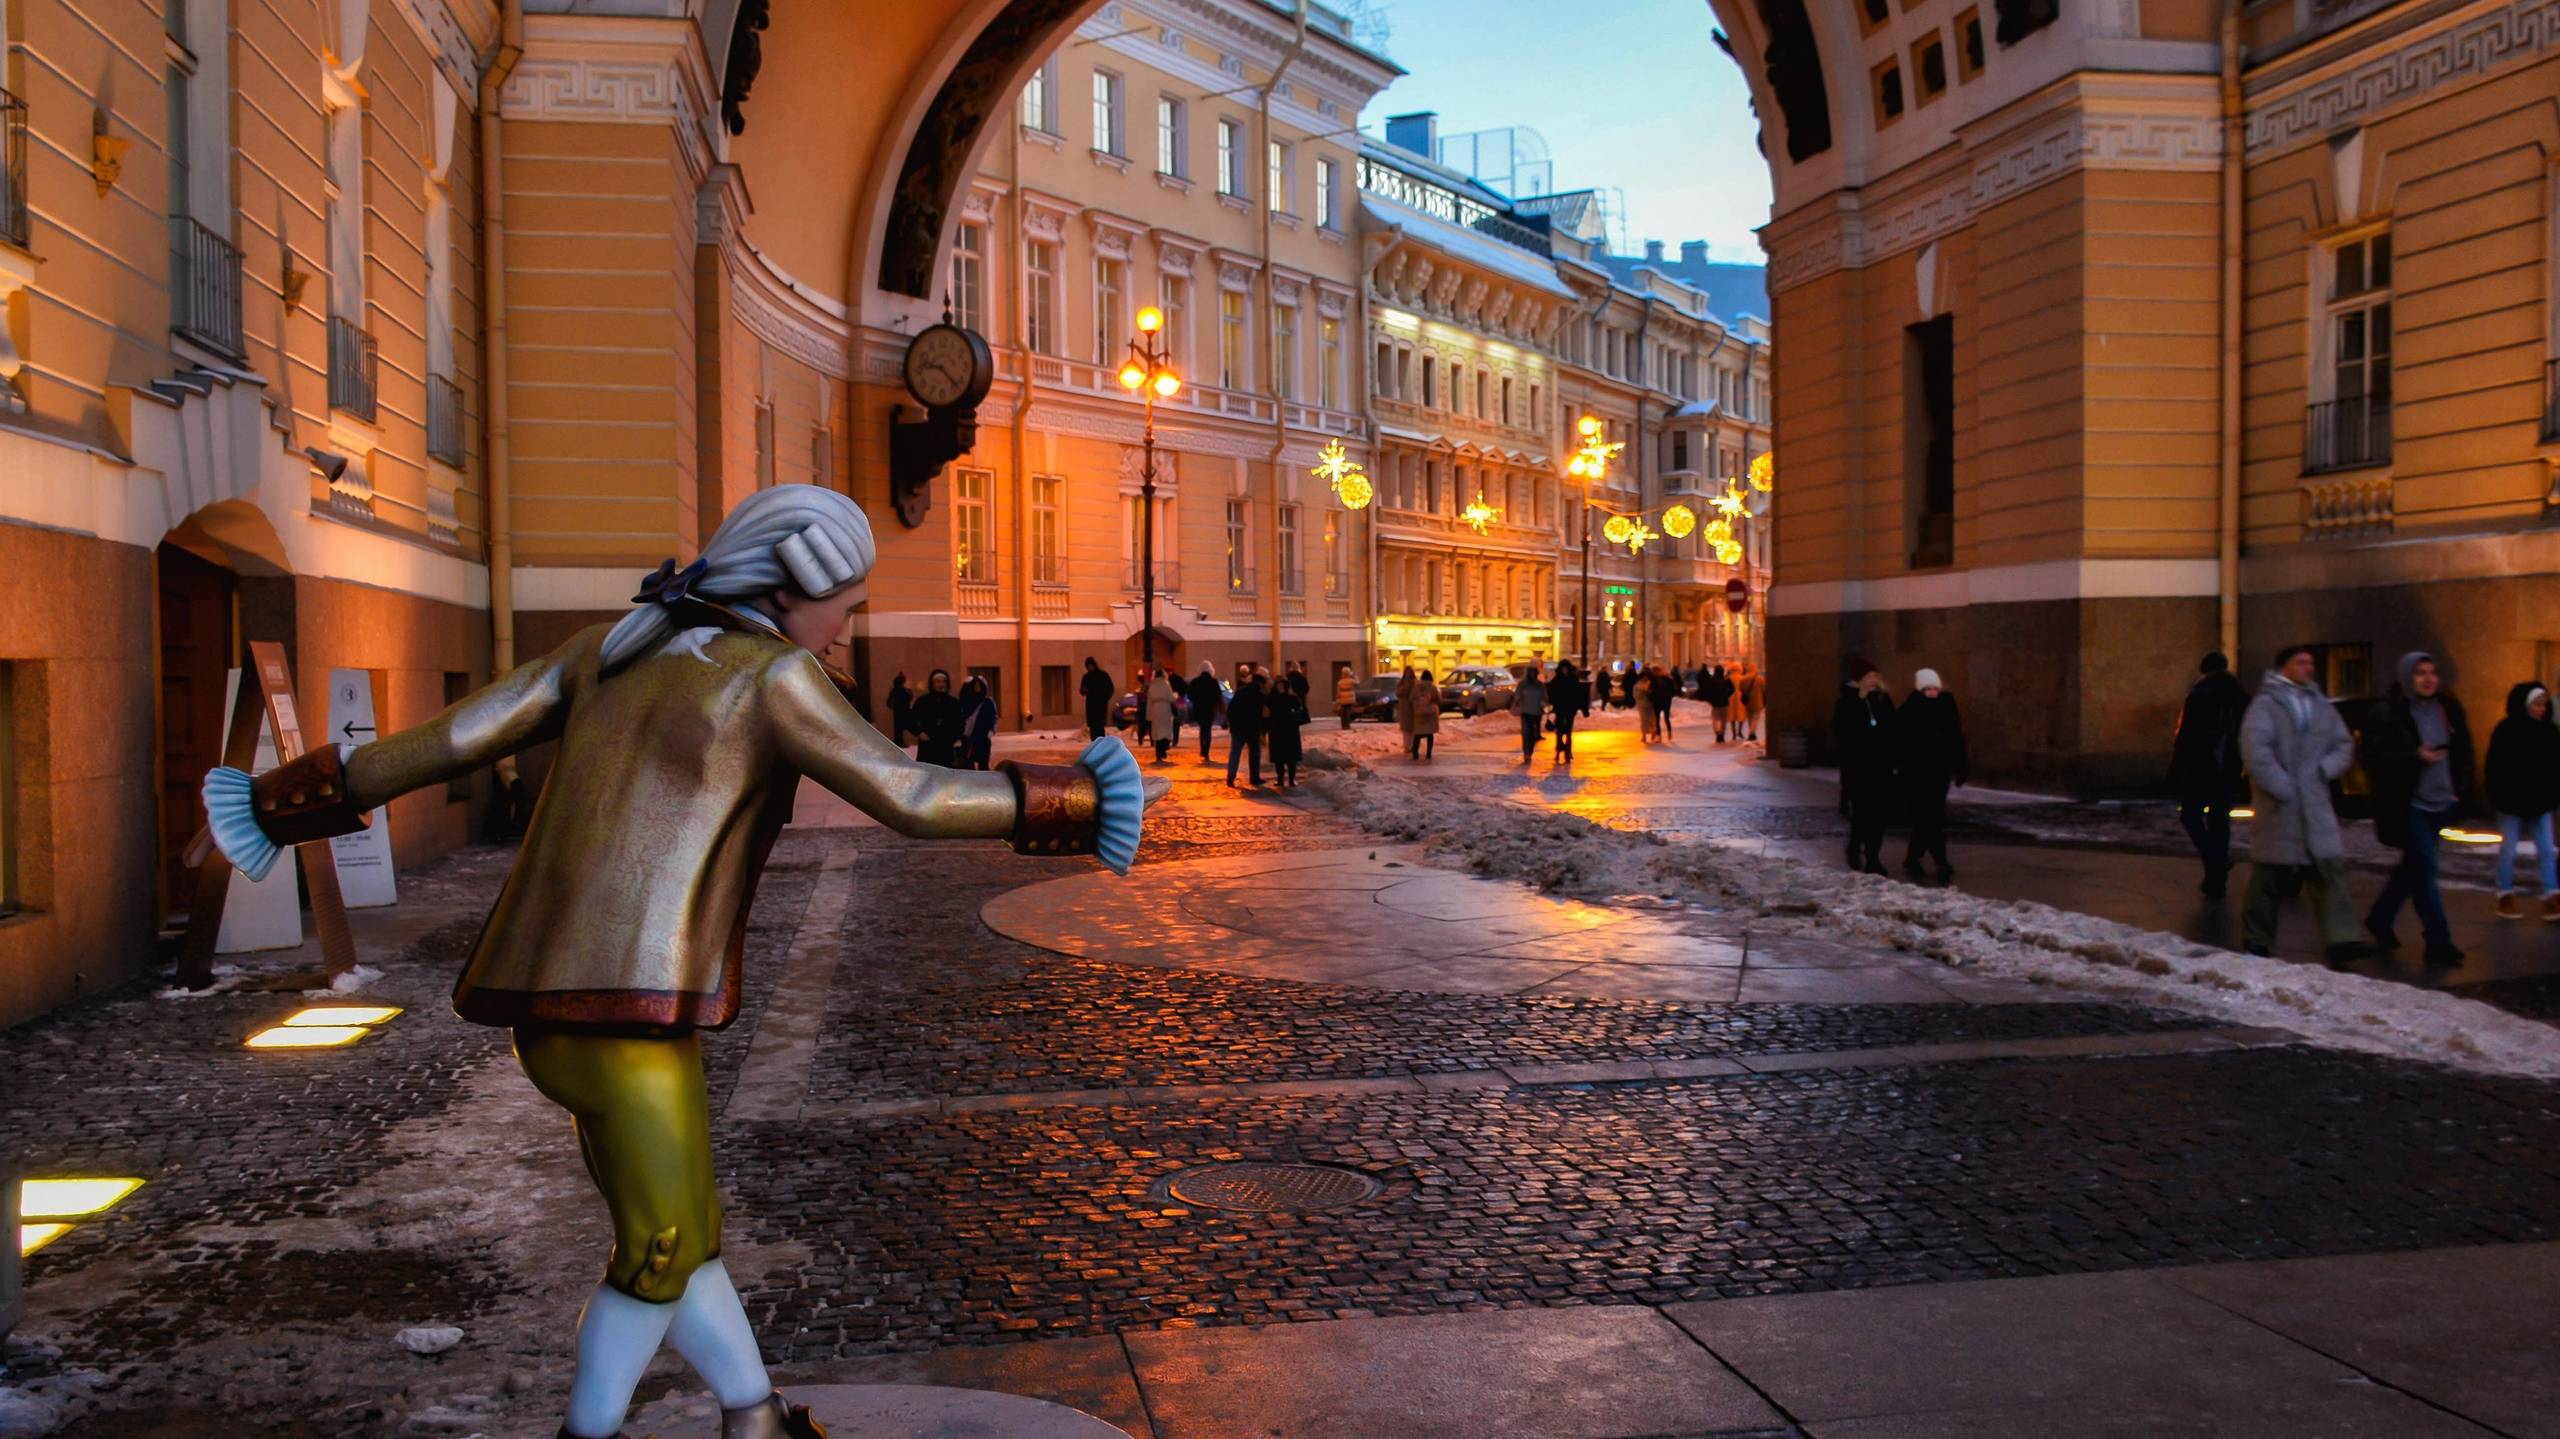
left=427, top=373, right=466, bottom=468
left=0, top=90, right=26, bottom=250
left=1123, top=559, right=1180, bottom=593
left=2303, top=390, right=2390, bottom=475
left=328, top=314, right=378, bottom=422
left=171, top=218, right=245, bottom=359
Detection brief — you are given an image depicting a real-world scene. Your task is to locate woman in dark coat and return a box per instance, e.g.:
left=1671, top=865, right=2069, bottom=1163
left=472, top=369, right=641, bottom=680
left=1896, top=668, right=1968, bottom=882
left=886, top=671, right=913, bottom=749
left=1647, top=666, right=1680, bottom=742
left=2483, top=681, right=2559, bottom=922
left=909, top=668, right=964, bottom=767
left=1266, top=682, right=1309, bottom=790
left=2169, top=651, right=2250, bottom=899
left=1079, top=657, right=1117, bottom=741
left=1831, top=659, right=1896, bottom=875
left=959, top=675, right=999, bottom=771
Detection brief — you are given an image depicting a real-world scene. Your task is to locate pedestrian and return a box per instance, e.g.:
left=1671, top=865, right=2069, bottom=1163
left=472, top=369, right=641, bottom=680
left=1079, top=656, right=1115, bottom=741
left=1285, top=661, right=1312, bottom=702
left=2238, top=644, right=2370, bottom=963
left=2362, top=651, right=2479, bottom=966
left=910, top=668, right=964, bottom=768
left=1549, top=660, right=1587, bottom=763
left=1187, top=662, right=1224, bottom=761
left=886, top=670, right=913, bottom=749
left=1737, top=664, right=1764, bottom=742
left=1334, top=667, right=1358, bottom=730
left=1145, top=668, right=1181, bottom=765
left=2169, top=651, right=2250, bottom=899
left=1267, top=680, right=1309, bottom=789
left=2483, top=682, right=2559, bottom=921
left=1702, top=664, right=1737, bottom=743
left=1896, top=668, right=1968, bottom=882
left=1648, top=665, right=1679, bottom=743
left=1225, top=668, right=1269, bottom=787
left=1831, top=658, right=1895, bottom=875
left=1636, top=662, right=1660, bottom=743
left=1511, top=661, right=1550, bottom=764
left=1395, top=664, right=1421, bottom=757
left=1411, top=669, right=1442, bottom=760
left=959, top=674, right=998, bottom=771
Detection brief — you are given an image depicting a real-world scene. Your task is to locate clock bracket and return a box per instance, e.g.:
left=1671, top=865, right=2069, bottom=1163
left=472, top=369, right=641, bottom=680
left=888, top=401, right=978, bottom=530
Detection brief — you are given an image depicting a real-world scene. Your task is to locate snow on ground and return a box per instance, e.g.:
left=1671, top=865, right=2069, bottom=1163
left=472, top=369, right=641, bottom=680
left=1299, top=707, right=2560, bottom=1082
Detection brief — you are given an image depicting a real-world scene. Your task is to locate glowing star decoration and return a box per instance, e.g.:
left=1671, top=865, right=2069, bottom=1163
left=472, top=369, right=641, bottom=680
left=1460, top=493, right=1501, bottom=535
left=1602, top=514, right=1636, bottom=546
left=1749, top=452, right=1774, bottom=492
left=1312, top=439, right=1374, bottom=511
left=1714, top=484, right=1749, bottom=520
left=1623, top=520, right=1658, bottom=554
left=1661, top=504, right=1697, bottom=539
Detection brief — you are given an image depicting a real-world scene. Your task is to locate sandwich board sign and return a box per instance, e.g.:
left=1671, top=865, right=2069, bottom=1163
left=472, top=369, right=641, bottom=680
left=325, top=669, right=398, bottom=908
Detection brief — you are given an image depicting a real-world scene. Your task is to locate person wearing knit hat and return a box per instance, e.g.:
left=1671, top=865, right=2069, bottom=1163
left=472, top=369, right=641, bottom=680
left=2483, top=682, right=2560, bottom=921
left=1831, top=663, right=1897, bottom=874
left=1896, top=668, right=1968, bottom=881
left=2171, top=650, right=2251, bottom=900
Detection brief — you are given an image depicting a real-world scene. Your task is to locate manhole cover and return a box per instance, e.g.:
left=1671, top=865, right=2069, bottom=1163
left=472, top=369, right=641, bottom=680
left=1160, top=1162, right=1380, bottom=1213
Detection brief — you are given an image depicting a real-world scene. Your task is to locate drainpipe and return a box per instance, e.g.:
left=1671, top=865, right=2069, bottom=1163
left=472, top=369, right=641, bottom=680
left=1359, top=226, right=1398, bottom=673
left=1007, top=122, right=1034, bottom=725
left=1260, top=1, right=1312, bottom=675
left=476, top=0, right=523, bottom=778
left=2217, top=0, right=2245, bottom=660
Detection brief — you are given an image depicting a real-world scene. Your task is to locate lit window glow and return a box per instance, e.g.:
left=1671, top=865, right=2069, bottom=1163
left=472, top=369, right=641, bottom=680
left=20, top=1223, right=70, bottom=1255
left=21, top=1177, right=144, bottom=1219
left=284, top=1005, right=401, bottom=1028
left=246, top=1025, right=372, bottom=1050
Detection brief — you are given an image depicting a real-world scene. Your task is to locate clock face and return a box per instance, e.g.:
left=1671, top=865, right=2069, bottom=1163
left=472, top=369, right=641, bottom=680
left=904, top=325, right=986, bottom=409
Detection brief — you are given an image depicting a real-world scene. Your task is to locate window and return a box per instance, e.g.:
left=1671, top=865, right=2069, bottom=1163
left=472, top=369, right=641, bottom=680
left=1422, top=356, right=1436, bottom=408
left=1268, top=140, right=1291, bottom=214
left=1319, top=316, right=1342, bottom=409
left=1095, top=256, right=1126, bottom=363
left=1375, top=341, right=1395, bottom=398
left=1041, top=665, right=1072, bottom=716
left=1913, top=33, right=1948, bottom=102
left=950, top=222, right=986, bottom=333
left=955, top=467, right=993, bottom=583
left=1031, top=473, right=1064, bottom=585
left=1026, top=241, right=1058, bottom=355
left=1904, top=315, right=1955, bottom=569
left=2310, top=231, right=2392, bottom=473
left=325, top=97, right=365, bottom=321
left=1092, top=69, right=1124, bottom=156
left=1219, top=289, right=1247, bottom=389
left=1022, top=58, right=1058, bottom=133
left=1225, top=497, right=1249, bottom=591
left=1272, top=302, right=1298, bottom=400
left=1156, top=95, right=1186, bottom=177
left=1476, top=369, right=1488, bottom=418
left=1315, top=157, right=1336, bottom=229
left=1993, top=0, right=2059, bottom=46
left=1278, top=504, right=1301, bottom=593
left=1671, top=430, right=1690, bottom=472
left=1857, top=0, right=1890, bottom=32
left=1160, top=272, right=1190, bottom=365
left=1529, top=384, right=1541, bottom=426
left=1500, top=377, right=1513, bottom=426
left=1217, top=119, right=1244, bottom=198
left=1955, top=8, right=1986, bottom=79
left=1323, top=511, right=1343, bottom=596
left=1873, top=60, right=1905, bottom=126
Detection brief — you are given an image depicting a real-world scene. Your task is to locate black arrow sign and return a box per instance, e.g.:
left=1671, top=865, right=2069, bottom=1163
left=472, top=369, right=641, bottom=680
left=340, top=721, right=376, bottom=740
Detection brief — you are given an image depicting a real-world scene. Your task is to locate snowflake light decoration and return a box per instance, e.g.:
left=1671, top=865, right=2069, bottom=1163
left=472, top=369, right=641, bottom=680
left=1313, top=439, right=1374, bottom=511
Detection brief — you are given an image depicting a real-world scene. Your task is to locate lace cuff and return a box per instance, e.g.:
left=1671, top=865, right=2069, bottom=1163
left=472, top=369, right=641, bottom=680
left=1079, top=737, right=1144, bottom=877
left=201, top=766, right=283, bottom=883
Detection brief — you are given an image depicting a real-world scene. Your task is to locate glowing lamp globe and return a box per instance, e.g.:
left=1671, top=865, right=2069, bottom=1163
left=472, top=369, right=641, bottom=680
left=1136, top=306, right=1165, bottom=334
left=1703, top=517, right=1735, bottom=547
left=1749, top=453, right=1774, bottom=492
left=1577, top=414, right=1603, bottom=439
left=1567, top=455, right=1589, bottom=478
left=1153, top=371, right=1181, bottom=398
left=1602, top=514, right=1635, bottom=546
left=1337, top=472, right=1374, bottom=510
left=1716, top=540, right=1744, bottom=565
left=1662, top=505, right=1697, bottom=539
left=1118, top=363, right=1147, bottom=392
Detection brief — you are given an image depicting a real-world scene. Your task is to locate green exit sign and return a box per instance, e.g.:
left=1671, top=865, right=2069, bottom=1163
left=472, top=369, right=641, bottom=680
left=1603, top=585, right=1636, bottom=596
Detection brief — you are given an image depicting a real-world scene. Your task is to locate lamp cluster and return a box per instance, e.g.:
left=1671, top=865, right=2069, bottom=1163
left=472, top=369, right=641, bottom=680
left=1115, top=307, right=1183, bottom=399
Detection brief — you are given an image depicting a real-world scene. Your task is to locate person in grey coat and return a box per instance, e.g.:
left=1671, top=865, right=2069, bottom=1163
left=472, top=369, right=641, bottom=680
left=1510, top=662, right=1550, bottom=764
left=2239, top=644, right=2373, bottom=963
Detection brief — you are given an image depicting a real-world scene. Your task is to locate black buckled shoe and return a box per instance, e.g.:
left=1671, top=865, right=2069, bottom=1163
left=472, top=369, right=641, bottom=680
left=724, top=1393, right=828, bottom=1439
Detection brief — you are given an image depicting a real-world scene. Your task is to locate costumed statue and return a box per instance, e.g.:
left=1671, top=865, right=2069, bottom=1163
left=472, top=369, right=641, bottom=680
left=194, top=484, right=1154, bottom=1439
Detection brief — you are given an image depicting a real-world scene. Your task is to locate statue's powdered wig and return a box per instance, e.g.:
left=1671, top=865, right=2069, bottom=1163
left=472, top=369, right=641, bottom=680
left=600, top=484, right=874, bottom=672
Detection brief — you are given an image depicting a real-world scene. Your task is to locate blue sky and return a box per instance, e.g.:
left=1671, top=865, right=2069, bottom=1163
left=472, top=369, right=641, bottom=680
left=1350, top=0, right=1773, bottom=264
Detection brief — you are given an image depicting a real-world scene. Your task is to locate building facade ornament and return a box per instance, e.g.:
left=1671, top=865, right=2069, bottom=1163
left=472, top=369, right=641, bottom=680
left=2246, top=0, right=2560, bottom=155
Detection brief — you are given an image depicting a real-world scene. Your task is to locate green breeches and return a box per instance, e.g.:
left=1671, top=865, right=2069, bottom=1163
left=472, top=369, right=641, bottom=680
left=514, top=1027, right=722, bottom=1304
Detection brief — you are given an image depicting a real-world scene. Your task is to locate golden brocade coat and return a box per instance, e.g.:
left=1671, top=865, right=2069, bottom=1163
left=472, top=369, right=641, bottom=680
left=341, top=619, right=1022, bottom=1030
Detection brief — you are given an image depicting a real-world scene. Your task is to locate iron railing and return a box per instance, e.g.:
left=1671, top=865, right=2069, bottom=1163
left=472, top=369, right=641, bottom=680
left=171, top=218, right=245, bottom=358
left=427, top=373, right=466, bottom=467
left=328, top=314, right=378, bottom=421
left=2542, top=359, right=2558, bottom=444
left=1123, top=559, right=1180, bottom=592
left=2303, top=390, right=2391, bottom=475
left=0, top=90, right=27, bottom=250
left=1225, top=567, right=1256, bottom=596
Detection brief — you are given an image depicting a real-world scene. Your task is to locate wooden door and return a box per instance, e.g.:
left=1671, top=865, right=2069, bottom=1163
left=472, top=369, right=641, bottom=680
left=157, top=545, right=234, bottom=913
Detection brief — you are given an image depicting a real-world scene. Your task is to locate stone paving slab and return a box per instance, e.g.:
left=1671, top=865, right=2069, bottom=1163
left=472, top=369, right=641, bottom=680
left=1122, top=1306, right=1784, bottom=1439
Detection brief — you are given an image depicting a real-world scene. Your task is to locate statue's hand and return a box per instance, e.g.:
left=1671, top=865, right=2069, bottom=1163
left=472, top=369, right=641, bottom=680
left=1142, top=775, right=1172, bottom=810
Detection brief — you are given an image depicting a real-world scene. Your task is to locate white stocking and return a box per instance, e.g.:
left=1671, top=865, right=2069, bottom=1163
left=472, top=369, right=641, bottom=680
left=565, top=1284, right=678, bottom=1438
left=666, top=1259, right=773, bottom=1411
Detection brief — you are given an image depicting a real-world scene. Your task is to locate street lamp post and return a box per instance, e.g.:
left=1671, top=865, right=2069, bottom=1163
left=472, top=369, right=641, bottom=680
left=1119, top=307, right=1181, bottom=674
left=1566, top=414, right=1621, bottom=670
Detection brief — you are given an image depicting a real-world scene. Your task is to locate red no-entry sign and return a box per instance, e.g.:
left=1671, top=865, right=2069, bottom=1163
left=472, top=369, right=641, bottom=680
left=1724, top=578, right=1748, bottom=613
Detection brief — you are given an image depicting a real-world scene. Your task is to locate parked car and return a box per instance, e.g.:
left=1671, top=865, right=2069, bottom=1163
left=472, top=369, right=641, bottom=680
left=1347, top=673, right=1406, bottom=723
left=1439, top=665, right=1518, bottom=717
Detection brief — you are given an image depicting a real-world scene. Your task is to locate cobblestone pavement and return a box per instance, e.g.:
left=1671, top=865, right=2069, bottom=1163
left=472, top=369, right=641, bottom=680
left=7, top=789, right=2560, bottom=1437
